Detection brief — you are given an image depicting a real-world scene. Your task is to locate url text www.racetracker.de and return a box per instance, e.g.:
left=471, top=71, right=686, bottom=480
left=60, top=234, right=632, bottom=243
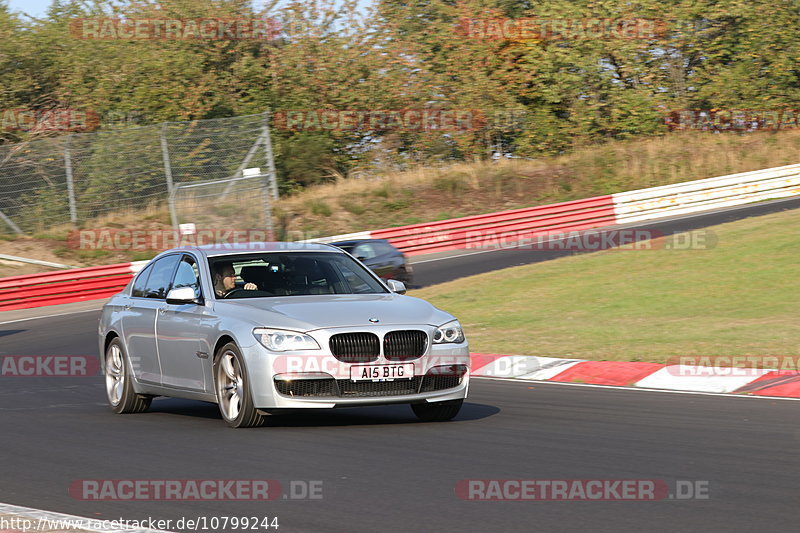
left=0, top=515, right=281, bottom=531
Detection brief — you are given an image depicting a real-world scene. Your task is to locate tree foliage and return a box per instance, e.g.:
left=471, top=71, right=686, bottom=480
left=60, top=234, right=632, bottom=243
left=1, top=0, right=798, bottom=185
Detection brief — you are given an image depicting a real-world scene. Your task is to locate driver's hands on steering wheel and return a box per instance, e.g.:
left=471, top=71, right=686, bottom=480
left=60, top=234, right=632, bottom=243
left=243, top=282, right=257, bottom=290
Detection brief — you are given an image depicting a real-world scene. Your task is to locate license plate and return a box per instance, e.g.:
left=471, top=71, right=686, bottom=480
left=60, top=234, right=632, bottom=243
left=350, top=363, right=414, bottom=382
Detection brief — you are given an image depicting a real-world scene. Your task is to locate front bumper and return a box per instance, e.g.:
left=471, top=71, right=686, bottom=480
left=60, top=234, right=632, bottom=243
left=241, top=327, right=470, bottom=409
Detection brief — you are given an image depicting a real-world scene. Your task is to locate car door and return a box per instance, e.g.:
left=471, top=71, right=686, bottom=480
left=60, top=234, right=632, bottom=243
left=124, top=254, right=180, bottom=384
left=156, top=254, right=210, bottom=391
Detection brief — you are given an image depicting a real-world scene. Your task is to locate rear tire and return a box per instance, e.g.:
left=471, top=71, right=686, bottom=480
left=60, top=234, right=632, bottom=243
left=214, top=342, right=264, bottom=428
left=411, top=399, right=463, bottom=422
left=105, top=338, right=151, bottom=414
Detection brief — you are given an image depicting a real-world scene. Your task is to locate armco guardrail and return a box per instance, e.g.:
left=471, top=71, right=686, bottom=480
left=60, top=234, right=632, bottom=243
left=613, top=163, right=800, bottom=224
left=2, top=163, right=800, bottom=311
left=371, top=195, right=616, bottom=255
left=0, top=262, right=146, bottom=311
left=363, top=162, right=800, bottom=255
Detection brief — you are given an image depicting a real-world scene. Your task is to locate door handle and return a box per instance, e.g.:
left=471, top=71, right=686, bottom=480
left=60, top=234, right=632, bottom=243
left=123, top=304, right=132, bottom=311
left=158, top=306, right=167, bottom=315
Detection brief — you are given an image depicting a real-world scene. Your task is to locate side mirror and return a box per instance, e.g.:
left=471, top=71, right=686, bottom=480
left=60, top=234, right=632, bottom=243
left=166, top=286, right=200, bottom=305
left=386, top=279, right=406, bottom=295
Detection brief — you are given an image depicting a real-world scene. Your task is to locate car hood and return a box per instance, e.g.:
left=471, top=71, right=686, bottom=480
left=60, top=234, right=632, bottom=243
left=215, top=293, right=454, bottom=331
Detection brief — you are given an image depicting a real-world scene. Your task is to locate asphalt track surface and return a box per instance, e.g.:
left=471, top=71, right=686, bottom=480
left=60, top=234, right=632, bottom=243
left=2, top=198, right=799, bottom=532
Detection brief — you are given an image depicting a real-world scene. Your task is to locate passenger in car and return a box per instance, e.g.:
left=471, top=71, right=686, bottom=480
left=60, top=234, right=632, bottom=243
left=212, top=262, right=257, bottom=298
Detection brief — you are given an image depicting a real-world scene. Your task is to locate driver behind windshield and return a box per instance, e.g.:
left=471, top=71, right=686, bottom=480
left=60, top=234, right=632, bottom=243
left=213, top=262, right=256, bottom=298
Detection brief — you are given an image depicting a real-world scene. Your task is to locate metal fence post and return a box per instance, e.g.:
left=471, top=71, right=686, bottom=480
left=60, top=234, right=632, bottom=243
left=0, top=210, right=23, bottom=235
left=63, top=135, right=78, bottom=224
left=160, top=124, right=179, bottom=229
left=220, top=111, right=274, bottom=199
left=261, top=173, right=275, bottom=239
left=264, top=110, right=279, bottom=201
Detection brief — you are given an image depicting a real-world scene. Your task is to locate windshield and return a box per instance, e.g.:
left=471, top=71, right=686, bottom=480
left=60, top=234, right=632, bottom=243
left=208, top=252, right=388, bottom=299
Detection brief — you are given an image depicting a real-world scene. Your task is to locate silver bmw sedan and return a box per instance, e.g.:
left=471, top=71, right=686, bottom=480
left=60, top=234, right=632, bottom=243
left=98, top=242, right=469, bottom=427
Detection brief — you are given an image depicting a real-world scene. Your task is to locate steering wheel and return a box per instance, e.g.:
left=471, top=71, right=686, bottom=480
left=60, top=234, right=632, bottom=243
left=223, top=288, right=272, bottom=299
left=223, top=288, right=250, bottom=299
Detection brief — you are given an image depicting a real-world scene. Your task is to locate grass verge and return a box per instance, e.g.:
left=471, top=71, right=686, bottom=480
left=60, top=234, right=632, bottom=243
left=410, top=209, right=800, bottom=363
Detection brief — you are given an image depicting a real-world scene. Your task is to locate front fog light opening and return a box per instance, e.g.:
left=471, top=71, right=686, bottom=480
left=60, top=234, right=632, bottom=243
left=426, top=364, right=468, bottom=377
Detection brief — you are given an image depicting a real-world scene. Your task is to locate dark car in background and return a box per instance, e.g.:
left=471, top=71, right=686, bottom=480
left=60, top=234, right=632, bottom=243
left=331, top=239, right=413, bottom=285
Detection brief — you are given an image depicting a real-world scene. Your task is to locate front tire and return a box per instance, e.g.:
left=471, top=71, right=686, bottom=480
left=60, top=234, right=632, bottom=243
left=214, top=343, right=264, bottom=428
left=411, top=399, right=463, bottom=422
left=105, top=338, right=151, bottom=414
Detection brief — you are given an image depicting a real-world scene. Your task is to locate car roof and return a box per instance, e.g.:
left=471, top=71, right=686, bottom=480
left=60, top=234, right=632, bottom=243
left=163, top=241, right=343, bottom=258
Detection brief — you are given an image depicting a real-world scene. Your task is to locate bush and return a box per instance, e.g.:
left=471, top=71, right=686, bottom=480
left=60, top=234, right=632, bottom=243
left=307, top=199, right=332, bottom=217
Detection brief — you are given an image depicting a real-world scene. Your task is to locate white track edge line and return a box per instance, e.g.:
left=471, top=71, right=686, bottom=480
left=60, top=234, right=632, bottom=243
left=0, top=502, right=174, bottom=532
left=471, top=376, right=800, bottom=401
left=0, top=307, right=102, bottom=325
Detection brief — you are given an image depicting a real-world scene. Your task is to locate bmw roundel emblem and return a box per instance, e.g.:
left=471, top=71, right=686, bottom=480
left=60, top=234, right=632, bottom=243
left=369, top=317, right=380, bottom=323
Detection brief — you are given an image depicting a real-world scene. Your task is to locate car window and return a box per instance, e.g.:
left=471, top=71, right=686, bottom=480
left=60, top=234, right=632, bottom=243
left=131, top=264, right=153, bottom=298
left=334, top=259, right=377, bottom=293
left=352, top=243, right=377, bottom=260
left=171, top=255, right=202, bottom=299
left=208, top=252, right=387, bottom=298
left=142, top=254, right=181, bottom=299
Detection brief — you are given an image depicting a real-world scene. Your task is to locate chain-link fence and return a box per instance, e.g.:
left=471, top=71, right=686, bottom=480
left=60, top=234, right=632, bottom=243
left=0, top=111, right=276, bottom=235
left=173, top=172, right=275, bottom=231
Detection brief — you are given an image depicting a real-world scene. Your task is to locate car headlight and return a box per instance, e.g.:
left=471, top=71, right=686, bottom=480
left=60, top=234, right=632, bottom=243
left=433, top=320, right=465, bottom=344
left=253, top=328, right=320, bottom=351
